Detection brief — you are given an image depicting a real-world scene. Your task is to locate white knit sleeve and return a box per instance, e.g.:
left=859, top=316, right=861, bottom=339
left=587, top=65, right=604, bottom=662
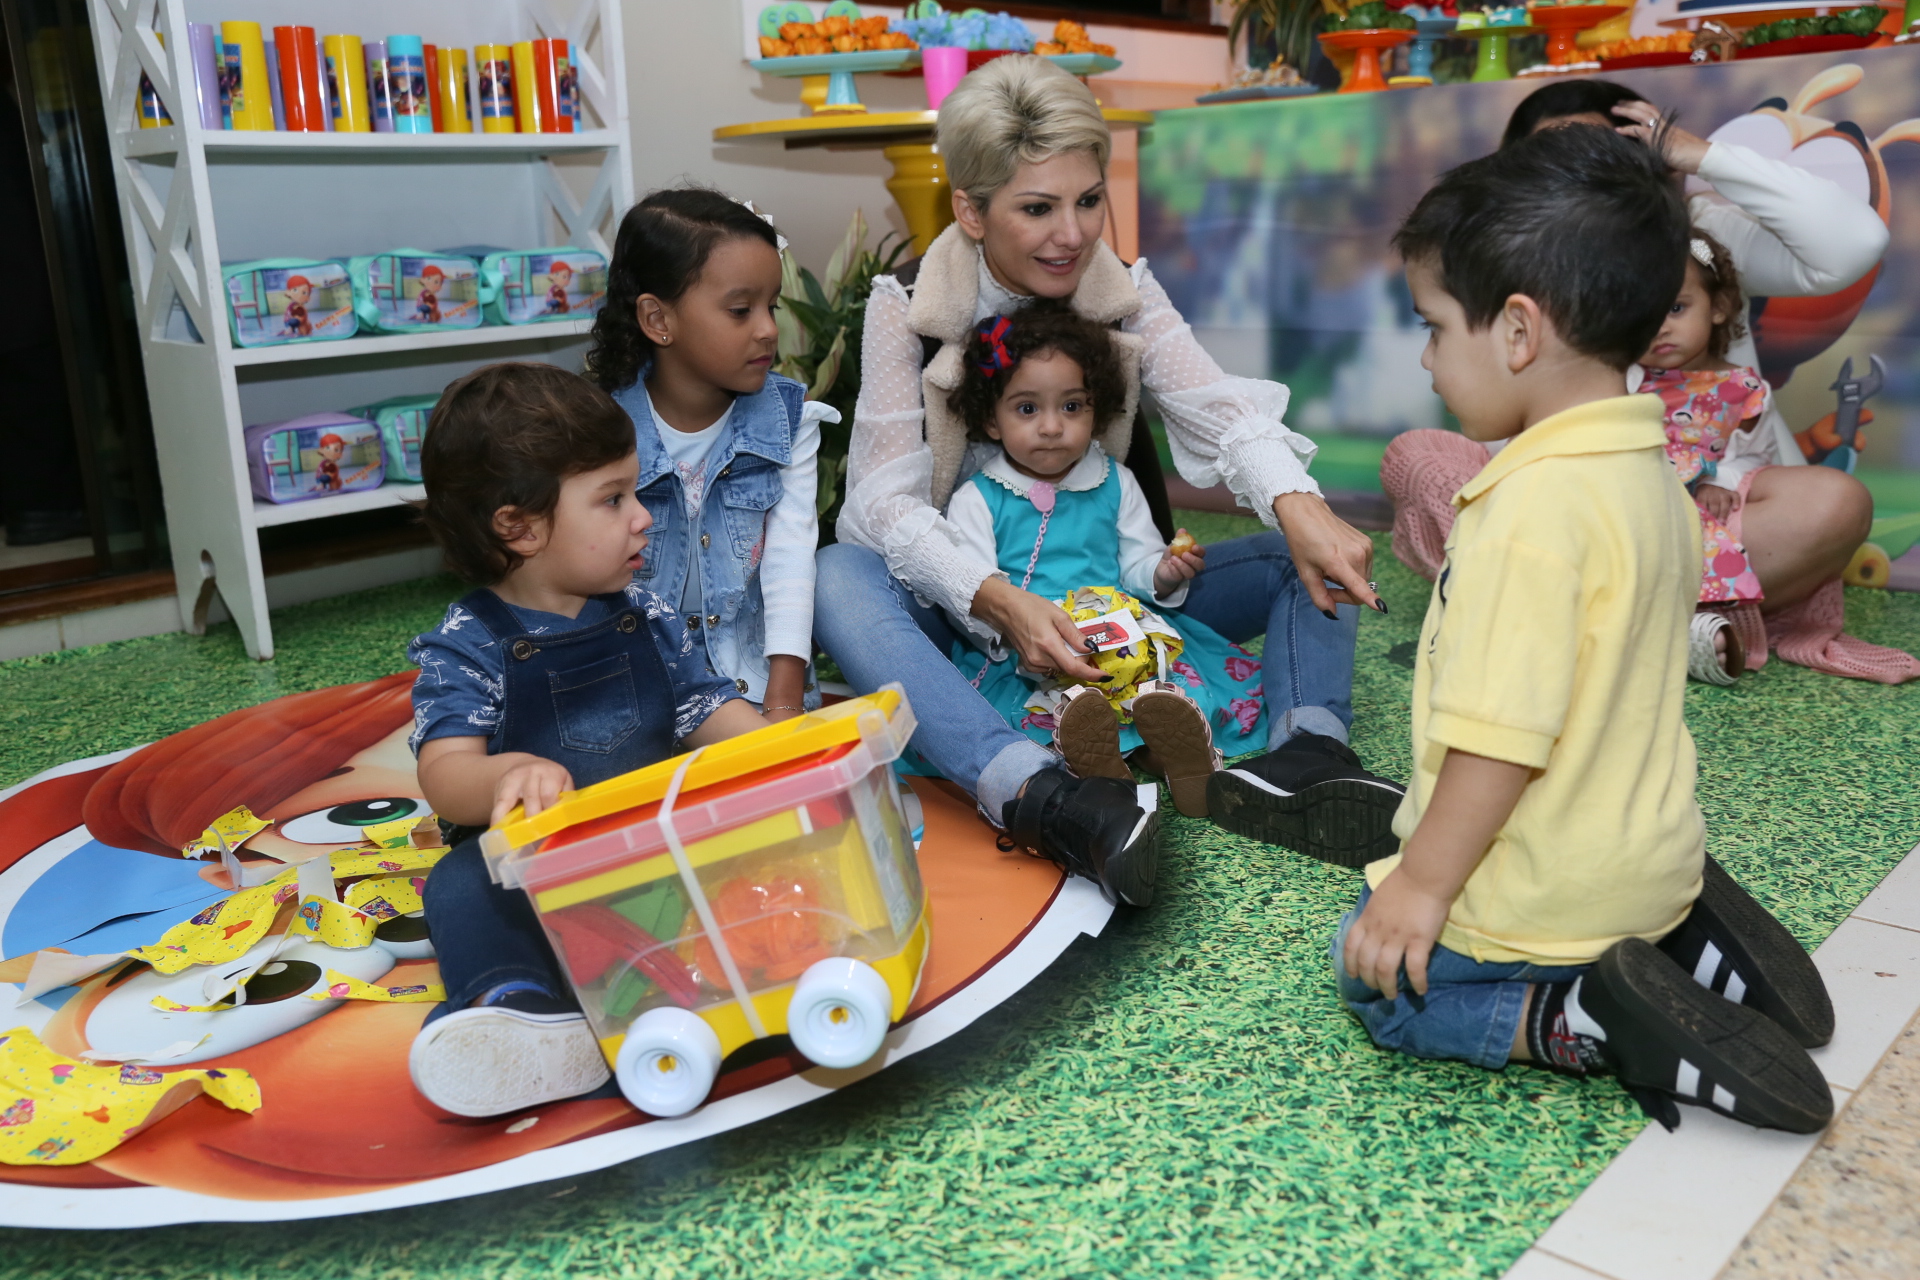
left=940, top=479, right=1009, bottom=653
left=1126, top=261, right=1320, bottom=529
left=835, top=276, right=1005, bottom=617
left=1116, top=465, right=1185, bottom=606
left=759, top=403, right=827, bottom=659
left=1690, top=141, right=1888, bottom=299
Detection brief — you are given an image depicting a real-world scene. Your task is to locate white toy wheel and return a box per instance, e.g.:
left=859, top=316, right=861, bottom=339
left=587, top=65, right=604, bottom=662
left=614, top=1007, right=722, bottom=1117
left=787, top=957, right=892, bottom=1069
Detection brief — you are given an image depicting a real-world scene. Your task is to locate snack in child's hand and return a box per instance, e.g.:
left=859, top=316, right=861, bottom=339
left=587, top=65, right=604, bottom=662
left=1169, top=531, right=1198, bottom=557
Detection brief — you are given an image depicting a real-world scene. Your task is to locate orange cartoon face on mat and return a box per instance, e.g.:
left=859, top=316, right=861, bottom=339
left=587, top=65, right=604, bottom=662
left=80, top=672, right=430, bottom=886
left=1701, top=65, right=1920, bottom=383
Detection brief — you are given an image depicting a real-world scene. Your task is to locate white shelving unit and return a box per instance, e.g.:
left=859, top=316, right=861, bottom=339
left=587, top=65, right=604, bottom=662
left=85, top=0, right=633, bottom=658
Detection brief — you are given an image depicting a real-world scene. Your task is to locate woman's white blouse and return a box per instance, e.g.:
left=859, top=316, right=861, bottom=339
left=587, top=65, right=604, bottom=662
left=839, top=253, right=1319, bottom=619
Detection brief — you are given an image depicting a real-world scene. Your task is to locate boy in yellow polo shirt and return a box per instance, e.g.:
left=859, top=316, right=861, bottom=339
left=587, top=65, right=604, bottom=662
left=1334, top=125, right=1834, bottom=1133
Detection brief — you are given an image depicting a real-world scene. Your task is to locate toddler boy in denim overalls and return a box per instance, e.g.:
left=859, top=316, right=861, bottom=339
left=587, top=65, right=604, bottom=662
left=405, top=362, right=769, bottom=1117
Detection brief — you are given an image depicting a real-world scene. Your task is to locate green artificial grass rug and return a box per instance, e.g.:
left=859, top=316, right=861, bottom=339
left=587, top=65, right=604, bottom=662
left=1, top=525, right=1917, bottom=1279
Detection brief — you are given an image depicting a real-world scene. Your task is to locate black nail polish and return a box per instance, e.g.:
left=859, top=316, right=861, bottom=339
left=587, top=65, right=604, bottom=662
left=1322, top=608, right=1338, bottom=621
left=1373, top=598, right=1390, bottom=616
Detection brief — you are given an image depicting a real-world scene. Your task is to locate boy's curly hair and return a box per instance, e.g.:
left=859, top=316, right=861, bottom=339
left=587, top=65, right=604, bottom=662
left=1688, top=229, right=1747, bottom=361
left=946, top=298, right=1129, bottom=443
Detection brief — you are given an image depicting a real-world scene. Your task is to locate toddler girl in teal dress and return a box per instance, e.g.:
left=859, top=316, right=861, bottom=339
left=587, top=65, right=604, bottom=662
left=941, top=301, right=1265, bottom=817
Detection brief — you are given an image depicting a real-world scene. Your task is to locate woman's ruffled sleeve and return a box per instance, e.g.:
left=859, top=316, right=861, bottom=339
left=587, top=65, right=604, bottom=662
left=836, top=275, right=1006, bottom=617
left=1125, top=262, right=1320, bottom=529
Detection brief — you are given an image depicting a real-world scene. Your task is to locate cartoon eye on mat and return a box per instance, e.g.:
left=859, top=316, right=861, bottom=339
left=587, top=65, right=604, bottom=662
left=277, top=797, right=428, bottom=845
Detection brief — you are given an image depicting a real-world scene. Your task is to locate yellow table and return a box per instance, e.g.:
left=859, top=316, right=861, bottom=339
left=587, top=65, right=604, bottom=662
left=714, top=108, right=1155, bottom=256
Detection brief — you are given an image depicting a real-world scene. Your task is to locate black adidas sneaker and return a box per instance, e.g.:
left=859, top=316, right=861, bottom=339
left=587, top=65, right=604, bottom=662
left=1205, top=733, right=1405, bottom=866
left=1583, top=938, right=1833, bottom=1134
left=1002, top=767, right=1161, bottom=906
left=1658, top=856, right=1833, bottom=1048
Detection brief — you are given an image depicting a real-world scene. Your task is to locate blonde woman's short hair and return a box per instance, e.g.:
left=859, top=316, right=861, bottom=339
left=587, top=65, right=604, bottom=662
left=936, top=55, right=1112, bottom=210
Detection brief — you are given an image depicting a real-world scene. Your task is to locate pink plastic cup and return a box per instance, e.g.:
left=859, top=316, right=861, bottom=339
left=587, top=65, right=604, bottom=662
left=923, top=46, right=968, bottom=110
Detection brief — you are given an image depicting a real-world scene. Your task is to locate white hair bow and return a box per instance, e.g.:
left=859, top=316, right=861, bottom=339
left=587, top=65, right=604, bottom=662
left=740, top=198, right=790, bottom=254
left=1689, top=237, right=1715, bottom=269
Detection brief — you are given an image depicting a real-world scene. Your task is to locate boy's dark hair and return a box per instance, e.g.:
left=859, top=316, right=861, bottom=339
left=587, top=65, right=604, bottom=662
left=946, top=298, right=1130, bottom=442
left=419, top=362, right=636, bottom=584
left=1688, top=229, right=1747, bottom=361
left=584, top=186, right=782, bottom=393
left=1500, top=79, right=1647, bottom=150
left=1393, top=123, right=1688, bottom=371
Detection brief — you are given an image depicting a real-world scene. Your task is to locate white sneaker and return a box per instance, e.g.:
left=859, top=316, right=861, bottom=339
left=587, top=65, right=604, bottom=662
left=1688, top=611, right=1743, bottom=686
left=408, top=1004, right=611, bottom=1117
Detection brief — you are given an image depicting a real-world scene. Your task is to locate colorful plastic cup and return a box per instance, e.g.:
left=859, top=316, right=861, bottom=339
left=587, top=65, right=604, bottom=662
left=923, top=46, right=968, bottom=111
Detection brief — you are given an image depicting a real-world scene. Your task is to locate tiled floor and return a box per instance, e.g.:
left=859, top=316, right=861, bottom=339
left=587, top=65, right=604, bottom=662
left=1504, top=841, right=1920, bottom=1280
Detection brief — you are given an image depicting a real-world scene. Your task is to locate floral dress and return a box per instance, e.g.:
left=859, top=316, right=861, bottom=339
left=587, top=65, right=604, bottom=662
left=1642, top=365, right=1768, bottom=602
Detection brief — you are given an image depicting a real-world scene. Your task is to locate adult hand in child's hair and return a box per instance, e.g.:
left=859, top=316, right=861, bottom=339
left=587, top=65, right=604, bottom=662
left=1343, top=869, right=1455, bottom=1000
left=1695, top=483, right=1739, bottom=524
left=490, top=758, right=575, bottom=826
left=1272, top=493, right=1384, bottom=617
left=1153, top=532, right=1206, bottom=598
left=1609, top=100, right=1710, bottom=176
left=972, top=577, right=1109, bottom=684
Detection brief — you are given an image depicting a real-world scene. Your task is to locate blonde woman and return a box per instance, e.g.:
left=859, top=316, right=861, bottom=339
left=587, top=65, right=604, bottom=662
left=815, top=56, right=1403, bottom=903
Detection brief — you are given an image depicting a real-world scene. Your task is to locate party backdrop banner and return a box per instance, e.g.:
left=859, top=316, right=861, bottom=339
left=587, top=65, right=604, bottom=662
left=1140, top=49, right=1920, bottom=558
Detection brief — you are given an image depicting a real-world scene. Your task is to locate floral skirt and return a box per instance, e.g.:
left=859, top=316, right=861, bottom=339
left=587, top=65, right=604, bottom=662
left=1699, top=497, right=1763, bottom=603
left=953, top=591, right=1266, bottom=757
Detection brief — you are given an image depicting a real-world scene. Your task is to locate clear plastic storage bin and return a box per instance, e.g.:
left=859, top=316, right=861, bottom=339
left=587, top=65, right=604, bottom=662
left=481, top=688, right=927, bottom=1117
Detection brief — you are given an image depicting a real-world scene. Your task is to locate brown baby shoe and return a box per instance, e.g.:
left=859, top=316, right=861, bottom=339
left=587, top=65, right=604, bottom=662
left=1129, top=683, right=1220, bottom=819
left=1052, top=685, right=1131, bottom=782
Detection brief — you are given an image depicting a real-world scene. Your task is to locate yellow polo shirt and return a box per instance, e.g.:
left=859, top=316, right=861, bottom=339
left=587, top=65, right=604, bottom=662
left=1367, top=395, right=1706, bottom=966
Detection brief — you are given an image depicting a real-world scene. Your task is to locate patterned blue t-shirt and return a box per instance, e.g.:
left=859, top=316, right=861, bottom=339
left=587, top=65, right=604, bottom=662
left=407, top=582, right=741, bottom=754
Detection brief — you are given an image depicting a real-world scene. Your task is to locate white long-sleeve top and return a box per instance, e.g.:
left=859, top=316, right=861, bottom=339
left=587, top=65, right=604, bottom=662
left=942, top=442, right=1183, bottom=656
left=1687, top=138, right=1889, bottom=482
left=838, top=244, right=1317, bottom=621
left=760, top=402, right=830, bottom=661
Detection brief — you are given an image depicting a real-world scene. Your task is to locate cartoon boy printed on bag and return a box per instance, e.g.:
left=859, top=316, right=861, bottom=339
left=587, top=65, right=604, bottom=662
left=313, top=432, right=346, bottom=492
left=281, top=275, right=314, bottom=337
left=414, top=264, right=444, bottom=325
left=544, top=260, right=573, bottom=314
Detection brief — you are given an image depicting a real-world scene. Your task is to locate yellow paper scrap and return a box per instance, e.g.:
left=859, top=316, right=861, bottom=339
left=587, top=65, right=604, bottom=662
left=329, top=843, right=449, bottom=879
left=361, top=813, right=428, bottom=850
left=306, top=969, right=443, bottom=1004
left=285, top=895, right=377, bottom=949
left=344, top=874, right=428, bottom=920
left=0, top=1025, right=260, bottom=1166
left=127, top=870, right=300, bottom=975
left=180, top=805, right=272, bottom=859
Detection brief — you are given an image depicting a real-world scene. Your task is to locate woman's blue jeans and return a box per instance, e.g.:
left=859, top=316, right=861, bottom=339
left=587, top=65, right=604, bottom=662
left=1330, top=885, right=1591, bottom=1069
left=813, top=530, right=1358, bottom=817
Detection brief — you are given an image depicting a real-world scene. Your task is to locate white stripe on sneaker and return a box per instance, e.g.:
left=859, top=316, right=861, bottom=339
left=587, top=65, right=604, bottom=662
left=1693, top=942, right=1723, bottom=989
left=1712, top=1084, right=1737, bottom=1111
left=1724, top=971, right=1747, bottom=1004
left=1676, top=1059, right=1701, bottom=1098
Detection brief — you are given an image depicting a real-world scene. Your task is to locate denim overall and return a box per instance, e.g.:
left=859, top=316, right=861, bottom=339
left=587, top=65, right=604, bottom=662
left=424, top=587, right=678, bottom=1011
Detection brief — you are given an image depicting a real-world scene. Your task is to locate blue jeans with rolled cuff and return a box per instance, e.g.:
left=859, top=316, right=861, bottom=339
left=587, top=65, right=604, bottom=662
left=1330, top=885, right=1591, bottom=1069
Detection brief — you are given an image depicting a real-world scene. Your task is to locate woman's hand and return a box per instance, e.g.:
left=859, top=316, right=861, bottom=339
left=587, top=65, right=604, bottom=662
left=1273, top=492, right=1382, bottom=616
left=1153, top=532, right=1206, bottom=598
left=1696, top=482, right=1740, bottom=523
left=971, top=575, right=1108, bottom=685
left=1611, top=100, right=1711, bottom=175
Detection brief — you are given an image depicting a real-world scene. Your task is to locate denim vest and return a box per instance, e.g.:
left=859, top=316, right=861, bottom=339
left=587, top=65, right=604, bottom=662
left=612, top=369, right=806, bottom=705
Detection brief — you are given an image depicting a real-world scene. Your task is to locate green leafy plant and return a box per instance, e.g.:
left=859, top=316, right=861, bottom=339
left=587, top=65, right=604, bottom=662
left=774, top=209, right=910, bottom=534
left=1229, top=0, right=1332, bottom=75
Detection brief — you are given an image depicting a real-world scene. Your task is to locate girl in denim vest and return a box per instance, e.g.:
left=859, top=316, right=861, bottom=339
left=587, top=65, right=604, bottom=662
left=584, top=188, right=835, bottom=722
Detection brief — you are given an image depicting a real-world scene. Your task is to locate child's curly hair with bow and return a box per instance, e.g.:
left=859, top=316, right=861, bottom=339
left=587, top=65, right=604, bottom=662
left=947, top=298, right=1130, bottom=443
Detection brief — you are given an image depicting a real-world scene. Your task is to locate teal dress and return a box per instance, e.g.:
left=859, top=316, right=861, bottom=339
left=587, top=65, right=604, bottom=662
left=950, top=459, right=1266, bottom=757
